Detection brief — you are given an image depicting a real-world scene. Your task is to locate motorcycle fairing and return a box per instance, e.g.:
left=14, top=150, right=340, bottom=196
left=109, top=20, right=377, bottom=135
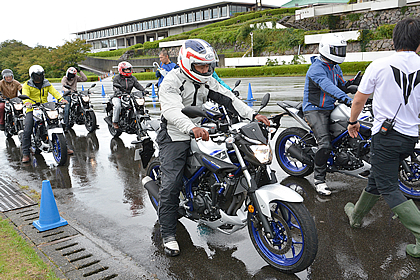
left=255, top=183, right=304, bottom=217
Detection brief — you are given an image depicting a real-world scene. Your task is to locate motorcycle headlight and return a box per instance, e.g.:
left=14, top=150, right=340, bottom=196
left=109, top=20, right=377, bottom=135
left=136, top=98, right=145, bottom=106
left=46, top=110, right=59, bottom=119
left=82, top=96, right=90, bottom=102
left=250, top=144, right=272, bottom=164
left=13, top=103, right=23, bottom=111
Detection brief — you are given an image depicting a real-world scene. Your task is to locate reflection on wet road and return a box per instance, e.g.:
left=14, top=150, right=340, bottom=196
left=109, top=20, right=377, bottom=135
left=1, top=77, right=419, bottom=279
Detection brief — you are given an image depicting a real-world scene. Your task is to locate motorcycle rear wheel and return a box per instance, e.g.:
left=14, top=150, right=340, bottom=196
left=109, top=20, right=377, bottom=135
left=399, top=149, right=420, bottom=199
left=247, top=200, right=318, bottom=274
left=51, top=133, right=68, bottom=166
left=275, top=127, right=315, bottom=177
left=85, top=111, right=97, bottom=133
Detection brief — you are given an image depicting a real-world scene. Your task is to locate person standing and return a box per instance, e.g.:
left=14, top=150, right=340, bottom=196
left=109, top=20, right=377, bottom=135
left=0, top=69, right=22, bottom=131
left=155, top=50, right=177, bottom=87
left=61, top=67, right=87, bottom=131
left=345, top=18, right=420, bottom=258
left=302, top=33, right=355, bottom=195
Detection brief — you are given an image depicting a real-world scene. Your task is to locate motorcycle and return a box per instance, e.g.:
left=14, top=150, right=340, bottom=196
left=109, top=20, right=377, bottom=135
left=2, top=96, right=25, bottom=138
left=18, top=95, right=68, bottom=166
left=63, top=84, right=97, bottom=132
left=104, top=83, right=152, bottom=140
left=272, top=98, right=420, bottom=199
left=142, top=93, right=318, bottom=273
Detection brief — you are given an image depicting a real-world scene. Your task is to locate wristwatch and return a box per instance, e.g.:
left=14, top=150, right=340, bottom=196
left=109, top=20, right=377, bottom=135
left=348, top=120, right=358, bottom=125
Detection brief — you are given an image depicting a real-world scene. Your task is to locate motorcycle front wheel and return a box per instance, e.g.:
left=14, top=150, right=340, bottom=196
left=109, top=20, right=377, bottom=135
left=84, top=111, right=97, bottom=133
left=399, top=149, right=420, bottom=199
left=51, top=133, right=68, bottom=166
left=247, top=200, right=318, bottom=274
left=107, top=113, right=122, bottom=137
left=275, top=127, right=315, bottom=177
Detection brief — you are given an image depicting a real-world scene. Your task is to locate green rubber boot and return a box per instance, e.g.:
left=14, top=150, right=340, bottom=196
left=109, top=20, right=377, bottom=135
left=344, top=189, right=380, bottom=228
left=392, top=200, right=420, bottom=258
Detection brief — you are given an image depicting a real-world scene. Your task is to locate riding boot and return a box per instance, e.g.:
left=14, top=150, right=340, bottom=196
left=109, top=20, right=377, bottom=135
left=162, top=236, right=180, bottom=257
left=392, top=200, right=420, bottom=257
left=344, top=189, right=380, bottom=228
left=314, top=162, right=331, bottom=195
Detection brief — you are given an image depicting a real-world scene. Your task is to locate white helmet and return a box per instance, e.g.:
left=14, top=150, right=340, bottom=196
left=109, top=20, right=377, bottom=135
left=319, top=33, right=347, bottom=64
left=29, top=65, right=45, bottom=83
left=178, top=39, right=218, bottom=83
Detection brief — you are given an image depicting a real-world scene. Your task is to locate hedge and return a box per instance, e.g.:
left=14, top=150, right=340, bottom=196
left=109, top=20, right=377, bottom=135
left=130, top=61, right=372, bottom=81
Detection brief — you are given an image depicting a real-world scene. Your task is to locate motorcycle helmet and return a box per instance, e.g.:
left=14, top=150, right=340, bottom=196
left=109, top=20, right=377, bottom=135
left=178, top=39, right=218, bottom=83
left=118, top=61, right=133, bottom=77
left=29, top=65, right=45, bottom=83
left=319, top=33, right=347, bottom=64
left=66, top=67, right=77, bottom=80
left=1, top=69, right=13, bottom=81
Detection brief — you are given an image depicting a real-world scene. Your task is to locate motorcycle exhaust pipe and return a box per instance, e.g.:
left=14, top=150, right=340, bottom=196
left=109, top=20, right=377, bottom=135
left=287, top=144, right=313, bottom=166
left=142, top=176, right=160, bottom=201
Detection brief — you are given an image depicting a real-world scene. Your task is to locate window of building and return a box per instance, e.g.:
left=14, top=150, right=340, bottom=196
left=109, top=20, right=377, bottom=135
left=154, top=19, right=159, bottom=28
left=195, top=11, right=202, bottom=21
left=160, top=18, right=165, bottom=27
left=204, top=10, right=209, bottom=20
left=101, top=40, right=108, bottom=48
left=212, top=8, right=218, bottom=18
left=143, top=22, right=147, bottom=30
left=187, top=13, right=194, bottom=23
left=179, top=14, right=185, bottom=24
left=221, top=6, right=227, bottom=17
left=173, top=16, right=178, bottom=25
left=166, top=17, right=172, bottom=26
left=93, top=41, right=100, bottom=49
left=149, top=20, right=154, bottom=29
left=109, top=39, right=116, bottom=48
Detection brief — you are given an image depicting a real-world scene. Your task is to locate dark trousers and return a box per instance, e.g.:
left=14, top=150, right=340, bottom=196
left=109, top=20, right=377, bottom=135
left=366, top=130, right=417, bottom=208
left=0, top=102, right=5, bottom=125
left=304, top=110, right=333, bottom=183
left=22, top=111, right=34, bottom=156
left=63, top=96, right=71, bottom=128
left=158, top=141, right=190, bottom=240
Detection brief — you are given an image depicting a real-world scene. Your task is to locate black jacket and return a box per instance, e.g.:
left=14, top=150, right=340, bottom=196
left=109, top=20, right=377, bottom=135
left=112, top=74, right=144, bottom=95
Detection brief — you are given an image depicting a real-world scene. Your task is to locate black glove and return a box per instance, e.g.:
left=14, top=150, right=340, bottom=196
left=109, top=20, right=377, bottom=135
left=347, top=85, right=358, bottom=94
left=232, top=90, right=239, bottom=97
left=156, top=70, right=161, bottom=78
left=75, top=67, right=81, bottom=72
left=343, top=97, right=352, bottom=107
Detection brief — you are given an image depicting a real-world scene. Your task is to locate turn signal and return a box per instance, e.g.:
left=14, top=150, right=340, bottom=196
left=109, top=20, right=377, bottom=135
left=248, top=205, right=255, bottom=213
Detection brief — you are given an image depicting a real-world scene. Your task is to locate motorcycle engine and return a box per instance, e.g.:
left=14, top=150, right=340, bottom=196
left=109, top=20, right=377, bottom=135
left=334, top=150, right=362, bottom=169
left=192, top=191, right=213, bottom=217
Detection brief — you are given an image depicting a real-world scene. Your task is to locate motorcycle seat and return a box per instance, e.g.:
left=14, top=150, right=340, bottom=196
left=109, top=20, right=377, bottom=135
left=279, top=101, right=302, bottom=110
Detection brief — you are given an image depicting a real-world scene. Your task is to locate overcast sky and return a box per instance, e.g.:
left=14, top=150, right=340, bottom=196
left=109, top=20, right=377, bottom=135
left=3, top=0, right=290, bottom=48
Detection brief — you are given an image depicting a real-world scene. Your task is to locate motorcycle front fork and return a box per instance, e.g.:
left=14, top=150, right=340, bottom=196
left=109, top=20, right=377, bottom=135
left=232, top=142, right=275, bottom=239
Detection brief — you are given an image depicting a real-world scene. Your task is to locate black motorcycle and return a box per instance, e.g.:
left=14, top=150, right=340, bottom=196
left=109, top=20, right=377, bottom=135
left=2, top=96, right=25, bottom=138
left=63, top=84, right=97, bottom=132
left=104, top=83, right=152, bottom=140
left=18, top=95, right=68, bottom=166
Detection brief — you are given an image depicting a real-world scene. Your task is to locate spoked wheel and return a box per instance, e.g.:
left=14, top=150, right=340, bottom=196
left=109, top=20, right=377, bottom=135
left=247, top=200, right=318, bottom=274
left=275, top=127, right=315, bottom=177
left=399, top=149, right=420, bottom=199
left=145, top=159, right=161, bottom=211
left=51, top=133, right=68, bottom=166
left=85, top=111, right=97, bottom=133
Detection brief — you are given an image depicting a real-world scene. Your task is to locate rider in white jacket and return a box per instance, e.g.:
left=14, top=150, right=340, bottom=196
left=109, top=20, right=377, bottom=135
left=156, top=39, right=269, bottom=257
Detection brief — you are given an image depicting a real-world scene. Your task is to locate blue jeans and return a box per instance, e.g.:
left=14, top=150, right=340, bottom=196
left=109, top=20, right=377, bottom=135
left=22, top=111, right=34, bottom=156
left=63, top=96, right=71, bottom=128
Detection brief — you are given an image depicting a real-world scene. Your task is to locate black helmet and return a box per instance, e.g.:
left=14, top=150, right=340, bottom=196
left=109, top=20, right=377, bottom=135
left=1, top=69, right=13, bottom=80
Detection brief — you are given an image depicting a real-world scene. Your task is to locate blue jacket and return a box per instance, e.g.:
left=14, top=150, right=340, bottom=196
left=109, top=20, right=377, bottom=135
left=303, top=56, right=350, bottom=112
left=156, top=62, right=177, bottom=86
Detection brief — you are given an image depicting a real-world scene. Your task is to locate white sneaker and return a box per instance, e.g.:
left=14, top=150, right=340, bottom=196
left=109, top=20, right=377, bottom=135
left=164, top=240, right=180, bottom=257
left=315, top=182, right=331, bottom=196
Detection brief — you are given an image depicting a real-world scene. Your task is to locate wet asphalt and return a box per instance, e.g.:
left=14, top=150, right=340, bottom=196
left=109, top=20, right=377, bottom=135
left=2, top=77, right=420, bottom=279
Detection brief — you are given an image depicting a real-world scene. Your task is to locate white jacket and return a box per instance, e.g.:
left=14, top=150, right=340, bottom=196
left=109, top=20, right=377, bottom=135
left=158, top=68, right=255, bottom=142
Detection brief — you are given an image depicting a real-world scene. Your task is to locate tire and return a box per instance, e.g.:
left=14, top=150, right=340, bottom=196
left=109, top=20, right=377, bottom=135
left=4, top=124, right=13, bottom=138
left=84, top=111, right=97, bottom=133
left=51, top=133, right=68, bottom=166
left=107, top=113, right=122, bottom=137
left=275, top=127, right=315, bottom=177
left=399, top=149, right=420, bottom=199
left=145, top=159, right=161, bottom=211
left=247, top=200, right=318, bottom=274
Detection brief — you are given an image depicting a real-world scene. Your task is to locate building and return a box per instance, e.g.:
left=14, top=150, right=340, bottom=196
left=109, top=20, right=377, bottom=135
left=75, top=1, right=278, bottom=53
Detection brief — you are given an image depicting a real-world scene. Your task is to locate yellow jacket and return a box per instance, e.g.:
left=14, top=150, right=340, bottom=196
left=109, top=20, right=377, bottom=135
left=22, top=79, right=63, bottom=112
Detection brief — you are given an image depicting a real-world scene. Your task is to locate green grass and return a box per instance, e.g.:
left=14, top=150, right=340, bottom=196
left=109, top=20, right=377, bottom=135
left=0, top=216, right=60, bottom=280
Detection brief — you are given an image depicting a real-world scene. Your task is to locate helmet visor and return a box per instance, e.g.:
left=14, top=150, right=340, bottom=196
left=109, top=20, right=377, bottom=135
left=330, top=46, right=346, bottom=57
left=32, top=72, right=44, bottom=83
left=123, top=67, right=132, bottom=73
